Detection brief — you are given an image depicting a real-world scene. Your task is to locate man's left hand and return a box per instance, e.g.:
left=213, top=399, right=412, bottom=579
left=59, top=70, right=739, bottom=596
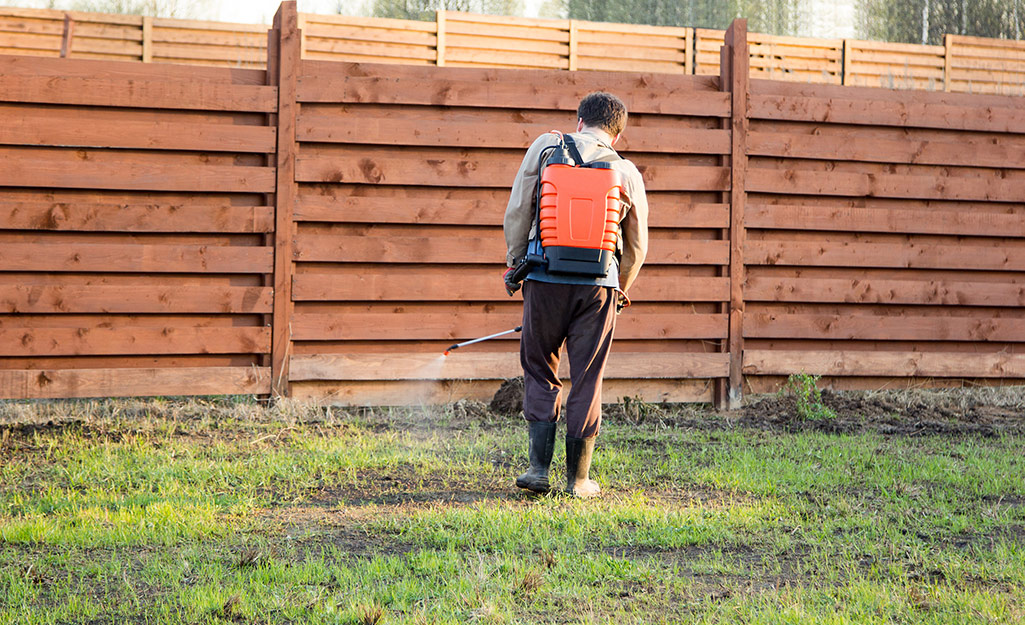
left=503, top=268, right=521, bottom=296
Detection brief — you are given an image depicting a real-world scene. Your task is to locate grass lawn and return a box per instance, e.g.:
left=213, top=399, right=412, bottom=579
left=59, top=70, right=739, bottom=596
left=1, top=392, right=1023, bottom=624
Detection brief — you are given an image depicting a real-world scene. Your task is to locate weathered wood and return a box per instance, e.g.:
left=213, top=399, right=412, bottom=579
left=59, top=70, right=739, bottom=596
left=747, top=168, right=1025, bottom=203
left=749, top=92, right=1025, bottom=133
left=0, top=202, right=274, bottom=233
left=746, top=240, right=1025, bottom=272
left=296, top=113, right=729, bottom=154
left=0, top=111, right=277, bottom=152
left=1, top=243, right=273, bottom=273
left=294, top=193, right=727, bottom=228
left=722, top=18, right=748, bottom=409
left=744, top=277, right=1025, bottom=307
left=0, top=154, right=275, bottom=192
left=0, top=327, right=269, bottom=356
left=744, top=204, right=1025, bottom=238
left=297, top=61, right=728, bottom=116
left=295, top=154, right=728, bottom=191
left=289, top=351, right=730, bottom=381
left=270, top=1, right=300, bottom=397
left=744, top=350, right=1025, bottom=378
left=293, top=234, right=728, bottom=265
left=0, top=73, right=276, bottom=111
left=59, top=12, right=73, bottom=58
left=0, top=366, right=271, bottom=399
left=0, top=285, right=272, bottom=313
left=292, top=271, right=730, bottom=302
left=746, top=313, right=1025, bottom=342
left=747, top=131, right=1025, bottom=169
left=291, top=378, right=713, bottom=406
left=291, top=312, right=726, bottom=341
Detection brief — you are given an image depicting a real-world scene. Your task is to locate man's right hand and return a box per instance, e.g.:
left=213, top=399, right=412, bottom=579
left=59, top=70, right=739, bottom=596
left=503, top=268, right=521, bottom=296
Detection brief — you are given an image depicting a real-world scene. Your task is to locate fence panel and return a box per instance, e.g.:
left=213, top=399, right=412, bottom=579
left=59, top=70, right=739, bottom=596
left=697, top=29, right=842, bottom=84
left=0, top=54, right=276, bottom=399
left=743, top=79, right=1025, bottom=392
left=946, top=34, right=1025, bottom=96
left=288, top=59, right=732, bottom=405
left=843, top=39, right=945, bottom=90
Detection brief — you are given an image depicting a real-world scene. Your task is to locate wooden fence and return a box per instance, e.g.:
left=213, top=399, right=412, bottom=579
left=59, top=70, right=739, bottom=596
left=4, top=5, right=1025, bottom=94
left=3, top=3, right=1025, bottom=405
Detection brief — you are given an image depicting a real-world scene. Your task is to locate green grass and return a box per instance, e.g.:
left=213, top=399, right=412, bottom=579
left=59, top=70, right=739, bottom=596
left=1, top=398, right=1023, bottom=624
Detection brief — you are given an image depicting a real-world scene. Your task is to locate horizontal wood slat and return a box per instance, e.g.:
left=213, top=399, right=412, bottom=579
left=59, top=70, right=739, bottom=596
left=0, top=74, right=277, bottom=111
left=0, top=112, right=277, bottom=152
left=1, top=203, right=275, bottom=232
left=0, top=366, right=271, bottom=399
left=744, top=277, right=1025, bottom=307
left=292, top=272, right=730, bottom=302
left=298, top=62, right=729, bottom=116
left=744, top=350, right=1025, bottom=378
left=747, top=168, right=1025, bottom=202
left=297, top=114, right=728, bottom=155
left=747, top=131, right=1025, bottom=169
left=0, top=155, right=276, bottom=192
left=294, top=194, right=728, bottom=229
left=293, top=235, right=728, bottom=265
left=1, top=243, right=273, bottom=273
left=295, top=155, right=728, bottom=191
left=291, top=312, right=726, bottom=341
left=746, top=313, right=1025, bottom=342
left=289, top=351, right=730, bottom=381
left=0, top=326, right=269, bottom=356
left=747, top=241, right=1025, bottom=271
left=0, top=285, right=273, bottom=313
left=749, top=93, right=1025, bottom=133
left=745, top=204, right=1025, bottom=238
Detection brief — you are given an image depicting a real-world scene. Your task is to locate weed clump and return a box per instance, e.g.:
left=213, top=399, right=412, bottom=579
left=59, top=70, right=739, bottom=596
left=781, top=373, right=837, bottom=421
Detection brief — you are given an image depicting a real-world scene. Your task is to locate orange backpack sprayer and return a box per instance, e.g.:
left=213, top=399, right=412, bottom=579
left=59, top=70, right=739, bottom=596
left=509, top=131, right=624, bottom=283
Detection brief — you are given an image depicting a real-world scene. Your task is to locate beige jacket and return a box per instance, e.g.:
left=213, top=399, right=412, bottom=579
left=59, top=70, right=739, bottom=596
left=503, top=128, right=649, bottom=292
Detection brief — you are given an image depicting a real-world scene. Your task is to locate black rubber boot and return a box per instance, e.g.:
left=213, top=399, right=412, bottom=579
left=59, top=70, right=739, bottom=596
left=565, top=436, right=600, bottom=498
left=515, top=421, right=557, bottom=493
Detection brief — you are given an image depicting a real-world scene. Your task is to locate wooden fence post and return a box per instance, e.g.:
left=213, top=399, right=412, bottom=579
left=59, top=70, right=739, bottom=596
left=269, top=0, right=300, bottom=397
left=60, top=13, right=74, bottom=58
left=943, top=33, right=953, bottom=91
left=568, top=20, right=578, bottom=71
left=142, top=16, right=153, bottom=62
left=436, top=10, right=446, bottom=66
left=718, top=18, right=748, bottom=410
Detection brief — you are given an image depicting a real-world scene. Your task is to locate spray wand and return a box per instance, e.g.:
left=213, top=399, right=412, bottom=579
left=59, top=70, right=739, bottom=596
left=444, top=326, right=522, bottom=356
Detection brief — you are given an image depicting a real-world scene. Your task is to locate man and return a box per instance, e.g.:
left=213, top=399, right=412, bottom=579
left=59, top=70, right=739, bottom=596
left=503, top=91, right=649, bottom=498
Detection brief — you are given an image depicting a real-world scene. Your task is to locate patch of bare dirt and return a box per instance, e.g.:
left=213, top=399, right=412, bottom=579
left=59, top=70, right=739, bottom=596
left=738, top=389, right=1025, bottom=436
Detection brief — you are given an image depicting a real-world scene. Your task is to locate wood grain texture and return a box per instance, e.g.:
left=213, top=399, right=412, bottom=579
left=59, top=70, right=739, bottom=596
left=0, top=73, right=276, bottom=111
left=291, top=312, right=726, bottom=341
left=1, top=243, right=273, bottom=273
left=746, top=240, right=1025, bottom=271
left=0, top=326, right=269, bottom=356
left=0, top=366, right=271, bottom=399
left=0, top=112, right=276, bottom=153
left=0, top=285, right=272, bottom=313
left=745, top=277, right=1025, bottom=306
left=744, top=350, right=1025, bottom=378
left=0, top=154, right=275, bottom=192
left=747, top=168, right=1025, bottom=202
left=0, top=203, right=274, bottom=233
left=746, top=313, right=1025, bottom=341
left=289, top=351, right=730, bottom=381
left=745, top=204, right=1025, bottom=238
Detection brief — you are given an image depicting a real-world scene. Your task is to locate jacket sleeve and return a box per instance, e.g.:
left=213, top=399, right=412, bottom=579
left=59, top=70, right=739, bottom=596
left=618, top=165, right=649, bottom=293
left=504, top=134, right=557, bottom=267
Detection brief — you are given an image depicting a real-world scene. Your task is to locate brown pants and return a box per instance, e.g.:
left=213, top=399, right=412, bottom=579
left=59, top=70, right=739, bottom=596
left=520, top=280, right=617, bottom=438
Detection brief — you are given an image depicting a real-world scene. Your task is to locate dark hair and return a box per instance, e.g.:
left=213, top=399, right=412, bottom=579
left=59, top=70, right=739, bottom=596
left=577, top=91, right=627, bottom=137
